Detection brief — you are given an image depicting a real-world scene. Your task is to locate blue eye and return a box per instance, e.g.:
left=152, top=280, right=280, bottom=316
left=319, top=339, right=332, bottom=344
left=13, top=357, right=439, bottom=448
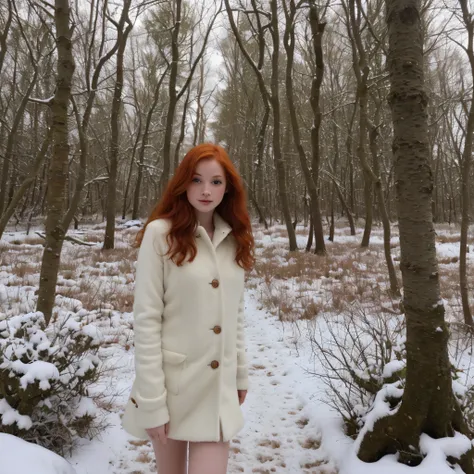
left=192, top=177, right=201, bottom=183
left=213, top=180, right=223, bottom=185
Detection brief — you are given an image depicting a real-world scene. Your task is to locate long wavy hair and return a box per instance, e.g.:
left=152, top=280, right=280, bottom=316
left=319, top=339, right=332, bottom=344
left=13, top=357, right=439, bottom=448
left=135, top=143, right=254, bottom=271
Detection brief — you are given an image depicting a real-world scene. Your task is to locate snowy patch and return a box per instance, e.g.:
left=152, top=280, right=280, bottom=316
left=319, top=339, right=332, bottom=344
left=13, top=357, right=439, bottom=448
left=0, top=433, right=77, bottom=474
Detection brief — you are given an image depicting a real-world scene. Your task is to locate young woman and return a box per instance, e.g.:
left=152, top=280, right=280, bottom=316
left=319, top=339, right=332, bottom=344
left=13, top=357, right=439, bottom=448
left=122, top=143, right=254, bottom=474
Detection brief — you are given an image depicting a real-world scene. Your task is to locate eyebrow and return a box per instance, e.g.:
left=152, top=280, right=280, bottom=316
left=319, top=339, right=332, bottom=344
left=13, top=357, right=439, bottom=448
left=194, top=173, right=223, bottom=178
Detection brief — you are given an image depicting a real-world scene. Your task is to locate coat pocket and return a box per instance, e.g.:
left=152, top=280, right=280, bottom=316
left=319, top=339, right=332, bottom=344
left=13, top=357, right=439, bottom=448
left=162, top=348, right=187, bottom=396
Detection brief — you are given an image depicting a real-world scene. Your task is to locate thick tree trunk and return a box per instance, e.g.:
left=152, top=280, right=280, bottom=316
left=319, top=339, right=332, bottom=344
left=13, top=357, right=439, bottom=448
left=36, top=0, right=75, bottom=325
left=103, top=1, right=132, bottom=249
left=358, top=0, right=472, bottom=470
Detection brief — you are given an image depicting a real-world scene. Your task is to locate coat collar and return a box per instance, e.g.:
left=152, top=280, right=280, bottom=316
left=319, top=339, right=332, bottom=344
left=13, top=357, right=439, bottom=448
left=196, top=212, right=233, bottom=249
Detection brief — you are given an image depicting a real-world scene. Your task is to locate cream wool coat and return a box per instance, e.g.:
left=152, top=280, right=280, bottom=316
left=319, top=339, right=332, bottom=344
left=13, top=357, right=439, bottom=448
left=121, top=213, right=249, bottom=442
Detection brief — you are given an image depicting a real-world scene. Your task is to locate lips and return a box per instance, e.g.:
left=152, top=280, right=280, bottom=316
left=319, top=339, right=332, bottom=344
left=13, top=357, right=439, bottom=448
left=198, top=200, right=212, bottom=204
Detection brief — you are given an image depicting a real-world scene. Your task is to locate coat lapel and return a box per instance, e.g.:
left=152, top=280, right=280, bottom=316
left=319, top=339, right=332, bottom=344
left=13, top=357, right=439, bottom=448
left=212, top=213, right=232, bottom=249
left=196, top=213, right=233, bottom=249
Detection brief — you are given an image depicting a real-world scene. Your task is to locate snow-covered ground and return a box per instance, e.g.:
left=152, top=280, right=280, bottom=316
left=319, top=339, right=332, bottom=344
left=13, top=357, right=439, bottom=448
left=1, top=220, right=473, bottom=473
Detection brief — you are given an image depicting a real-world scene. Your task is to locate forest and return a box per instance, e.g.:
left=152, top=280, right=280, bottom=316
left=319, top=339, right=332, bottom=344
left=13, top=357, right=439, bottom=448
left=1, top=0, right=474, bottom=473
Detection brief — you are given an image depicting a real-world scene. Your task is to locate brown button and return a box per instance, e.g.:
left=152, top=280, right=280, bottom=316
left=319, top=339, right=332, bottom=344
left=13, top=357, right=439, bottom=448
left=211, top=279, right=219, bottom=288
left=130, top=397, right=138, bottom=408
left=210, top=360, right=219, bottom=369
left=213, top=325, right=222, bottom=334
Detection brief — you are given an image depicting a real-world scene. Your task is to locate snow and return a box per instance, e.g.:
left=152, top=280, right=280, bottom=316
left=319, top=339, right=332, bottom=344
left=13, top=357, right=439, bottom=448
left=382, top=360, right=406, bottom=378
left=0, top=433, right=77, bottom=474
left=9, top=359, right=59, bottom=390
left=0, top=398, right=33, bottom=430
left=1, top=221, right=474, bottom=473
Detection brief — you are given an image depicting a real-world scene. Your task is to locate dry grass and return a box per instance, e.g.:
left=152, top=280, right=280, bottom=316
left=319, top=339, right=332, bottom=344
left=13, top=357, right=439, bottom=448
left=9, top=262, right=38, bottom=279
left=22, top=236, right=45, bottom=245
left=89, top=247, right=136, bottom=265
left=300, top=438, right=321, bottom=450
left=135, top=452, right=152, bottom=463
left=258, top=439, right=281, bottom=449
left=296, top=417, right=309, bottom=429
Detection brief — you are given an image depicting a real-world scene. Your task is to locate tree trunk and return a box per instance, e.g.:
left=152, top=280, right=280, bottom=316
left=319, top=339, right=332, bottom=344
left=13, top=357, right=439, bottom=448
left=358, top=0, right=472, bottom=470
left=225, top=0, right=296, bottom=250
left=61, top=0, right=125, bottom=231
left=283, top=0, right=325, bottom=255
left=122, top=117, right=142, bottom=220
left=0, top=128, right=52, bottom=239
left=308, top=1, right=327, bottom=255
left=174, top=85, right=191, bottom=170
left=458, top=0, right=474, bottom=327
left=159, top=0, right=182, bottom=195
left=0, top=71, right=38, bottom=216
left=132, top=65, right=169, bottom=219
left=369, top=124, right=400, bottom=296
left=103, top=0, right=132, bottom=249
left=36, top=0, right=75, bottom=325
left=269, top=0, right=297, bottom=251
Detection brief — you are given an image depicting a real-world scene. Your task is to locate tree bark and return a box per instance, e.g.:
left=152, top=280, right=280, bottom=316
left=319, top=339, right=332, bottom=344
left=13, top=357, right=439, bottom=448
left=283, top=0, right=326, bottom=255
left=269, top=0, right=298, bottom=251
left=36, top=0, right=75, bottom=325
left=159, top=0, right=182, bottom=195
left=358, top=0, right=472, bottom=469
left=458, top=0, right=474, bottom=327
left=308, top=1, right=327, bottom=255
left=103, top=0, right=132, bottom=249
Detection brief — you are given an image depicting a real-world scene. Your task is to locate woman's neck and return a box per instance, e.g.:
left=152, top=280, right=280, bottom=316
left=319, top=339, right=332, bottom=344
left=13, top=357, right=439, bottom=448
left=197, top=211, right=215, bottom=234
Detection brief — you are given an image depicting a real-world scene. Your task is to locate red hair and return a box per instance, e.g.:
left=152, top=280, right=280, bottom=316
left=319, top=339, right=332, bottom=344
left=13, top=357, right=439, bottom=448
left=135, top=143, right=254, bottom=271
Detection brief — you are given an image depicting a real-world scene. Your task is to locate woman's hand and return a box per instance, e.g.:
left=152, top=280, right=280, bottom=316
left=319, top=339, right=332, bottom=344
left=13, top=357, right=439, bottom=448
left=238, top=389, right=247, bottom=405
left=146, top=423, right=169, bottom=445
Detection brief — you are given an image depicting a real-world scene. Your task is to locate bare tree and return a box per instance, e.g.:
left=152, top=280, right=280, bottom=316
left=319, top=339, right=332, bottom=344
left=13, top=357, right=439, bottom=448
left=103, top=0, right=133, bottom=249
left=225, top=0, right=298, bottom=251
left=158, top=0, right=221, bottom=194
left=283, top=0, right=326, bottom=255
left=456, top=0, right=474, bottom=327
left=36, top=0, right=75, bottom=324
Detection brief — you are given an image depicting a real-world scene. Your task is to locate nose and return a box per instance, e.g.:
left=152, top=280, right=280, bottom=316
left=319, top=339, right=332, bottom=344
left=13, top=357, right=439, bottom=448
left=202, top=188, right=211, bottom=197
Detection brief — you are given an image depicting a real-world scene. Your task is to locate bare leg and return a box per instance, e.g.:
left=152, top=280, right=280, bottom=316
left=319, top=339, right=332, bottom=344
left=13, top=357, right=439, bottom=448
left=188, top=441, right=230, bottom=474
left=151, top=438, right=188, bottom=474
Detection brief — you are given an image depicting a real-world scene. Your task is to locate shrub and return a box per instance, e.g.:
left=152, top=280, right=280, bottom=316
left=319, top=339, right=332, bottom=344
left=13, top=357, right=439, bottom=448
left=307, top=302, right=407, bottom=438
left=0, top=310, right=105, bottom=455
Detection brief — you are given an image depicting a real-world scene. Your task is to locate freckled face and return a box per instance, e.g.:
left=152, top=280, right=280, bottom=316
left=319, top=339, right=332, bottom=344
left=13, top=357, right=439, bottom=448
left=186, top=159, right=227, bottom=215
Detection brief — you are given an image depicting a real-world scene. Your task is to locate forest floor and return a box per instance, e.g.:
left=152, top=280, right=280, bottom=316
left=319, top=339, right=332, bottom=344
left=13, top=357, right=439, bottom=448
left=1, top=219, right=474, bottom=473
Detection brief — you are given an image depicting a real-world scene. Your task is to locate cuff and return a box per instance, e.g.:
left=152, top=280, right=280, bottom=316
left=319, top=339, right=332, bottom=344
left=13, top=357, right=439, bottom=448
left=135, top=404, right=170, bottom=430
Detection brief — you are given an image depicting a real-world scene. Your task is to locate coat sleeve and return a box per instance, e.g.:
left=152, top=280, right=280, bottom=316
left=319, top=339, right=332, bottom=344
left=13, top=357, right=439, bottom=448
left=236, top=289, right=249, bottom=390
left=132, top=220, right=169, bottom=429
